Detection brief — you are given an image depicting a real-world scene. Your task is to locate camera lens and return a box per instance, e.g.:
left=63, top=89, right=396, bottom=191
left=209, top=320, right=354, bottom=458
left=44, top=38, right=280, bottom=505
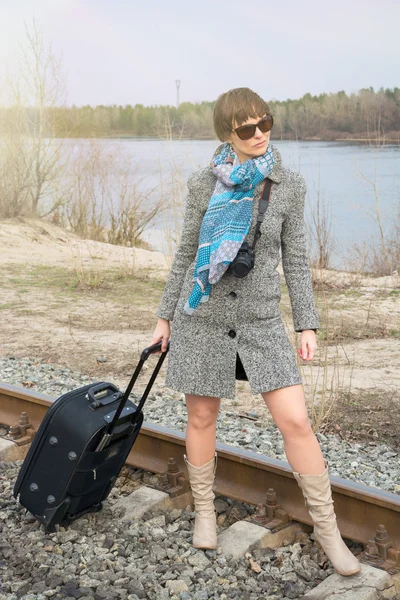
left=231, top=261, right=250, bottom=278
left=229, top=241, right=255, bottom=278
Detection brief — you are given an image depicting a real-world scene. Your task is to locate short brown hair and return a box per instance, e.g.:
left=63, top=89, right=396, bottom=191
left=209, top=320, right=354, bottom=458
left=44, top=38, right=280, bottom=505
left=213, top=87, right=271, bottom=141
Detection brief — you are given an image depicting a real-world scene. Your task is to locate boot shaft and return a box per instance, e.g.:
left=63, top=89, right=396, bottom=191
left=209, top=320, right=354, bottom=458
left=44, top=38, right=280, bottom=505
left=293, top=462, right=333, bottom=507
left=184, top=452, right=218, bottom=504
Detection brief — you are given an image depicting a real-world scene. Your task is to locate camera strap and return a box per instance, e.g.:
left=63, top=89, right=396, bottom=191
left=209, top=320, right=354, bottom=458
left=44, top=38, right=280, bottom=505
left=251, top=178, right=272, bottom=250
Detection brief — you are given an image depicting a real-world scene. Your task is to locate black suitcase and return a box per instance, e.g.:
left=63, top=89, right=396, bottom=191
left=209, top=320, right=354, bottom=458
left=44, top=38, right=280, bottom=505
left=13, top=340, right=169, bottom=532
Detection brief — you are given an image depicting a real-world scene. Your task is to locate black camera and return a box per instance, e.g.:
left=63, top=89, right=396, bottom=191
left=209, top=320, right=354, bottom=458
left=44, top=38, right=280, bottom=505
left=228, top=240, right=255, bottom=278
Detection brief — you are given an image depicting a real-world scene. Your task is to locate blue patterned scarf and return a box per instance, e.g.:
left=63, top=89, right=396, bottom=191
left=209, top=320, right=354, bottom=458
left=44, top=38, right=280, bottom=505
left=184, top=142, right=275, bottom=315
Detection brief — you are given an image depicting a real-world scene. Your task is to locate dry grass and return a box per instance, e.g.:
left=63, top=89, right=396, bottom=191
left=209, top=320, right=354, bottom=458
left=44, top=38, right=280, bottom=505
left=67, top=237, right=139, bottom=289
left=324, top=388, right=400, bottom=448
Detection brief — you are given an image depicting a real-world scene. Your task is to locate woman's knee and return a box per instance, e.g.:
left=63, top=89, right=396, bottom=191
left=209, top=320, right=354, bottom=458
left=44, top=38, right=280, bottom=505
left=262, top=386, right=313, bottom=439
left=277, top=415, right=313, bottom=439
left=185, top=394, right=220, bottom=429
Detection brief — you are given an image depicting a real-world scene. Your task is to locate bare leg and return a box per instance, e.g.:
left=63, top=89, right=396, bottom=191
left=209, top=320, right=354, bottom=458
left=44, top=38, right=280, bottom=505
left=185, top=394, right=221, bottom=465
left=261, top=384, right=325, bottom=474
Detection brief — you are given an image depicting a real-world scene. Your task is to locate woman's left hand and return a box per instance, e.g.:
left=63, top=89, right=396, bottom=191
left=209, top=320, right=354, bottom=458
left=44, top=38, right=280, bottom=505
left=298, top=330, right=317, bottom=361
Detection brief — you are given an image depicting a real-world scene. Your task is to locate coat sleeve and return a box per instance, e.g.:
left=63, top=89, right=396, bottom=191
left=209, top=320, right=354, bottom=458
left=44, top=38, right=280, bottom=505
left=280, top=174, right=320, bottom=333
left=156, top=173, right=205, bottom=322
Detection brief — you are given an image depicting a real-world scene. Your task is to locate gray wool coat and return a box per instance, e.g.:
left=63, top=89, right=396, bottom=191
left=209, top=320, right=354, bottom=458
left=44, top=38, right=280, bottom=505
left=156, top=144, right=320, bottom=399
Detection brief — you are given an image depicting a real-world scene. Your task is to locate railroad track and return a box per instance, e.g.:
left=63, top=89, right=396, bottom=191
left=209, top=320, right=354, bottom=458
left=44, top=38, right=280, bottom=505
left=1, top=381, right=399, bottom=573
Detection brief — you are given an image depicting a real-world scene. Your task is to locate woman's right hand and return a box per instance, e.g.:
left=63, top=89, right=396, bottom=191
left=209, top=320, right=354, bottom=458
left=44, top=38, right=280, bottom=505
left=151, top=318, right=170, bottom=354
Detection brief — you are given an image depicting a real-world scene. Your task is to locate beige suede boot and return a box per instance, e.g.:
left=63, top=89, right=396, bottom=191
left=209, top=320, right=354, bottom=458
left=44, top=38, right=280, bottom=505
left=183, top=452, right=218, bottom=550
left=293, top=462, right=361, bottom=576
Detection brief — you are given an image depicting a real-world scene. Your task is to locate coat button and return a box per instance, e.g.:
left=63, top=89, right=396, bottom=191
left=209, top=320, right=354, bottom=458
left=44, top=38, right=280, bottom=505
left=229, top=291, right=237, bottom=299
left=228, top=329, right=236, bottom=338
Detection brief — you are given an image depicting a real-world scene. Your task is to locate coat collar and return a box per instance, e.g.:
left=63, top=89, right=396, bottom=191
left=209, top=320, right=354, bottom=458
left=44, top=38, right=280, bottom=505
left=211, top=142, right=283, bottom=184
left=268, top=144, right=282, bottom=183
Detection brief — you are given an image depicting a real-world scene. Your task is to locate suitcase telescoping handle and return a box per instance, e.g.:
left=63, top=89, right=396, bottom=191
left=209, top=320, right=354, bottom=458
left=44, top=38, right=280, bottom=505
left=95, top=340, right=170, bottom=451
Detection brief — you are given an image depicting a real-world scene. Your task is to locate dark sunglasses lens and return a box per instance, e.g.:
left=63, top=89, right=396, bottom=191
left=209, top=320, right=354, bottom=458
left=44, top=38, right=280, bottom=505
left=258, top=115, right=274, bottom=133
left=236, top=125, right=256, bottom=140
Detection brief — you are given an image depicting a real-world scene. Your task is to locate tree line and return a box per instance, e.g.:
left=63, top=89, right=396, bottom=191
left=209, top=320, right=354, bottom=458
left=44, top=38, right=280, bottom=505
left=1, top=87, right=399, bottom=141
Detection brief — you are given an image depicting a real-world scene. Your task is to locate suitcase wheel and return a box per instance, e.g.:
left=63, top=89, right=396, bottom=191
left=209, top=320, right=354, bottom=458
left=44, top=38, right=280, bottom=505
left=61, top=501, right=103, bottom=527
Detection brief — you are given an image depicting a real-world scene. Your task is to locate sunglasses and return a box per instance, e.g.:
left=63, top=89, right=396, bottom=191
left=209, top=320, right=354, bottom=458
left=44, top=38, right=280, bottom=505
left=232, top=114, right=274, bottom=141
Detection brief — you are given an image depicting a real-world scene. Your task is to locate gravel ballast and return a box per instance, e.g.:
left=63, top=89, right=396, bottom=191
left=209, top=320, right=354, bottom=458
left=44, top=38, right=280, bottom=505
left=1, top=356, right=399, bottom=494
left=1, top=459, right=338, bottom=600
left=1, top=355, right=396, bottom=599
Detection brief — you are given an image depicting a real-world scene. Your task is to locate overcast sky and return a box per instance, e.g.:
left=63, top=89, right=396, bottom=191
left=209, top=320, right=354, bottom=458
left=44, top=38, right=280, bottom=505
left=1, top=0, right=399, bottom=107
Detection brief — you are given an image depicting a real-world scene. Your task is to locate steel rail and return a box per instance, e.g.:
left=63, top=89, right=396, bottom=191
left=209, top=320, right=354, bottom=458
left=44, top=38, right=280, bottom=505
left=1, top=382, right=399, bottom=552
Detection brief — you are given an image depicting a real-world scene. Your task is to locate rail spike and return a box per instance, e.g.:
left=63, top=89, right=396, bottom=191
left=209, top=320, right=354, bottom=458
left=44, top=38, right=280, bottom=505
left=363, top=524, right=400, bottom=572
left=153, top=457, right=191, bottom=498
left=250, top=487, right=289, bottom=530
left=7, top=412, right=35, bottom=446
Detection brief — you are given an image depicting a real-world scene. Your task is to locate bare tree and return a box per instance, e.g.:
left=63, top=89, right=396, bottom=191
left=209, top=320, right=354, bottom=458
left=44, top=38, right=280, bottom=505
left=62, top=141, right=107, bottom=239
left=0, top=101, right=32, bottom=217
left=107, top=153, right=163, bottom=248
left=272, top=104, right=286, bottom=140
left=0, top=17, right=68, bottom=218
left=307, top=172, right=335, bottom=271
left=62, top=139, right=166, bottom=248
left=352, top=162, right=400, bottom=276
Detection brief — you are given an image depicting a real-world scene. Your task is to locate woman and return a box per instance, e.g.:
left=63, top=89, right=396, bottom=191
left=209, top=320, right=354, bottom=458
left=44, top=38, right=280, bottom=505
left=151, top=87, right=360, bottom=577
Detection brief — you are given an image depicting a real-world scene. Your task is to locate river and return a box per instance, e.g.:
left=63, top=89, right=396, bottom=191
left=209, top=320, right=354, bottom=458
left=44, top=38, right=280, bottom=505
left=63, top=138, right=399, bottom=271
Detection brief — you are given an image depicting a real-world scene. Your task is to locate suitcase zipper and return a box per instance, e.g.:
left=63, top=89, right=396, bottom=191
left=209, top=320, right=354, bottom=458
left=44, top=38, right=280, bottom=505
left=93, top=469, right=97, bottom=480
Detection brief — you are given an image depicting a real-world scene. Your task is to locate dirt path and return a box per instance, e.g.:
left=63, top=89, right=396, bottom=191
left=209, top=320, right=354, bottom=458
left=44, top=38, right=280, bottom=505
left=0, top=218, right=399, bottom=438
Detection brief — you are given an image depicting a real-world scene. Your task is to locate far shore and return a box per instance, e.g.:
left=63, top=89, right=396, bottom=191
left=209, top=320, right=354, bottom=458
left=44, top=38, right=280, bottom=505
left=50, top=133, right=400, bottom=143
